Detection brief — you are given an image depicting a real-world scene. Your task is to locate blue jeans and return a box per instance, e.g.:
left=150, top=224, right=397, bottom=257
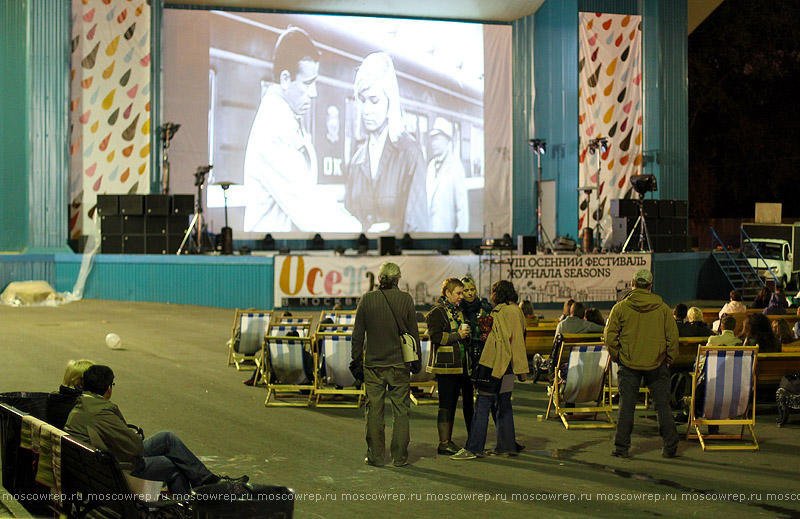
left=465, top=391, right=516, bottom=455
left=130, top=431, right=215, bottom=495
left=614, top=363, right=679, bottom=454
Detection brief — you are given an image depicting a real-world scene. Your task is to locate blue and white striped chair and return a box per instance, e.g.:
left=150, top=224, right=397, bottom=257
left=687, top=345, right=758, bottom=450
left=259, top=323, right=315, bottom=406
left=315, top=332, right=364, bottom=408
left=545, top=341, right=614, bottom=429
left=226, top=309, right=272, bottom=370
left=335, top=312, right=356, bottom=325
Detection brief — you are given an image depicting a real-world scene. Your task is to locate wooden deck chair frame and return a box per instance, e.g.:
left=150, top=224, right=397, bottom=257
left=263, top=332, right=316, bottom=407
left=314, top=332, right=364, bottom=408
left=686, top=345, right=758, bottom=451
left=410, top=333, right=438, bottom=405
left=315, top=322, right=354, bottom=334
left=333, top=310, right=357, bottom=325
left=545, top=341, right=614, bottom=429
left=227, top=309, right=272, bottom=370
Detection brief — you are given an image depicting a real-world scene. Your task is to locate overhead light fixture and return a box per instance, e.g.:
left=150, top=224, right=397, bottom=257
left=588, top=137, right=609, bottom=155
left=528, top=138, right=546, bottom=155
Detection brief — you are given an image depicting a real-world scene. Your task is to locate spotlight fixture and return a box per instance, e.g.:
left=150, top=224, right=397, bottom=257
left=587, top=137, right=609, bottom=155
left=528, top=138, right=547, bottom=155
left=630, top=174, right=658, bottom=198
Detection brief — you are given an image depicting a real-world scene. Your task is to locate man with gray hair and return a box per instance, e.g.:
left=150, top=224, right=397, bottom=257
left=351, top=261, right=421, bottom=467
left=604, top=269, right=679, bottom=458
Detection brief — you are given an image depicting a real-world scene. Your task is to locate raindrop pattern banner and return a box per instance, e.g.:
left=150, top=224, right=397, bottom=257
left=69, top=0, right=151, bottom=239
left=578, top=13, right=642, bottom=247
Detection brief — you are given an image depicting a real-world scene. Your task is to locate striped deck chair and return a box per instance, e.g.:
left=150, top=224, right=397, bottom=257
left=545, top=341, right=614, bottom=429
left=226, top=309, right=271, bottom=370
left=315, top=332, right=364, bottom=408
left=410, top=333, right=437, bottom=404
left=687, top=345, right=758, bottom=450
left=335, top=311, right=357, bottom=325
left=263, top=331, right=315, bottom=407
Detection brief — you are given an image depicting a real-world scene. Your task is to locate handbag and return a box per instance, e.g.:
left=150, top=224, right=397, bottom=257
left=380, top=290, right=419, bottom=363
left=470, top=363, right=501, bottom=393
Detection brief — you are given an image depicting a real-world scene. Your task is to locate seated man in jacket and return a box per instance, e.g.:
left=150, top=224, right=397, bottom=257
left=65, top=365, right=246, bottom=495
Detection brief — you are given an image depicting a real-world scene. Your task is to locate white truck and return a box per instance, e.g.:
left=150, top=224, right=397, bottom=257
left=741, top=222, right=800, bottom=289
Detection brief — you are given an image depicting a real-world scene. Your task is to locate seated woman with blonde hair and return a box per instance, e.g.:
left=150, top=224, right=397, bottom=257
left=46, top=359, right=94, bottom=429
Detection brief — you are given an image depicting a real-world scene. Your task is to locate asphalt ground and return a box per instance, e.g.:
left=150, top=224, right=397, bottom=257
left=2, top=299, right=800, bottom=518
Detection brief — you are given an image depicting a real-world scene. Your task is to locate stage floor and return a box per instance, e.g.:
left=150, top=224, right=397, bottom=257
left=2, top=299, right=799, bottom=518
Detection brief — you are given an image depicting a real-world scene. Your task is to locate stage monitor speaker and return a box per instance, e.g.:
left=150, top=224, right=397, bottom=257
left=517, top=235, right=537, bottom=255
left=145, top=194, right=171, bottom=215
left=101, top=235, right=123, bottom=254
left=100, top=215, right=123, bottom=235
left=379, top=236, right=396, bottom=256
left=672, top=218, right=688, bottom=235
left=674, top=200, right=688, bottom=218
left=122, top=215, right=145, bottom=234
left=118, top=194, right=144, bottom=215
left=658, top=199, right=675, bottom=218
left=171, top=195, right=194, bottom=215
left=97, top=195, right=119, bottom=215
left=642, top=199, right=658, bottom=218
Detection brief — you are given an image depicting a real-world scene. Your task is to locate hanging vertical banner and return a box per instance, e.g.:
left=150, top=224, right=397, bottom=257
left=578, top=13, right=643, bottom=247
left=69, top=0, right=152, bottom=239
left=507, top=253, right=651, bottom=304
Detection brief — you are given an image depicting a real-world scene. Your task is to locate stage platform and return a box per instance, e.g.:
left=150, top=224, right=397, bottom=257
left=0, top=251, right=723, bottom=310
left=1, top=299, right=799, bottom=518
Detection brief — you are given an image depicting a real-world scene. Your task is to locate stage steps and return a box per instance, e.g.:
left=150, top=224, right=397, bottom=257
left=709, top=226, right=764, bottom=300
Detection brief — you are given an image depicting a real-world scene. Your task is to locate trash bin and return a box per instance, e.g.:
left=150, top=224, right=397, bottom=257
left=192, top=482, right=295, bottom=519
left=0, top=392, right=52, bottom=516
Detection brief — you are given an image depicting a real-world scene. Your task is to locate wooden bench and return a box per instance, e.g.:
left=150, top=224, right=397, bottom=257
left=525, top=323, right=557, bottom=357
left=757, top=351, right=800, bottom=390
left=701, top=308, right=800, bottom=326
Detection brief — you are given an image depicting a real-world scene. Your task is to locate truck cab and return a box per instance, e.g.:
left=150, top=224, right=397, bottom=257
left=744, top=238, right=793, bottom=287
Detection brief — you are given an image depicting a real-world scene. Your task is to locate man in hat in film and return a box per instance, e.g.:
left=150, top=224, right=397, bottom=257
left=604, top=268, right=680, bottom=458
left=425, top=117, right=469, bottom=233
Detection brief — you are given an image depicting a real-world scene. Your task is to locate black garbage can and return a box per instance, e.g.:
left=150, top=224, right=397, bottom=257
left=0, top=393, right=53, bottom=516
left=192, top=482, right=295, bottom=519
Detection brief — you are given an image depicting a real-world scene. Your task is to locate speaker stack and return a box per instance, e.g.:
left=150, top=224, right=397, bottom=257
left=610, top=198, right=689, bottom=253
left=98, top=194, right=193, bottom=254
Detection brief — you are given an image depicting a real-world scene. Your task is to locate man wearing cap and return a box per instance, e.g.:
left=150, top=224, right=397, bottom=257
left=604, top=269, right=680, bottom=458
left=426, top=118, right=469, bottom=233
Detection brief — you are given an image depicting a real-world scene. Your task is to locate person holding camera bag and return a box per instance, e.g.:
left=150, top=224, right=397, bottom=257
left=351, top=262, right=421, bottom=467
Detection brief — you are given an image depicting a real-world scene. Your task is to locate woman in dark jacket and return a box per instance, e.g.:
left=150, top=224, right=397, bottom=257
left=46, top=359, right=94, bottom=429
left=459, top=277, right=493, bottom=367
left=426, top=278, right=472, bottom=455
left=742, top=313, right=781, bottom=353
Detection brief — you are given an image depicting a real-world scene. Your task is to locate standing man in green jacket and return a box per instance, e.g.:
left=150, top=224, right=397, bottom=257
left=604, top=269, right=680, bottom=458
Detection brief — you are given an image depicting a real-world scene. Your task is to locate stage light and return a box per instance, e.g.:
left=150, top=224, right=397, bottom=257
left=309, top=233, right=325, bottom=250
left=451, top=233, right=463, bottom=250
left=588, top=137, right=608, bottom=155
left=356, top=233, right=369, bottom=254
left=402, top=233, right=414, bottom=251
left=262, top=233, right=275, bottom=251
left=528, top=138, right=546, bottom=155
left=630, top=174, right=658, bottom=197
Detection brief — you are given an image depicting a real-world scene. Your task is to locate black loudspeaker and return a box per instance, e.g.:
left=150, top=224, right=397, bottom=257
left=96, top=195, right=119, bottom=215
left=379, top=236, right=396, bottom=256
left=145, top=194, right=171, bottom=215
left=658, top=199, right=675, bottom=218
left=610, top=198, right=637, bottom=218
left=672, top=218, right=688, bottom=235
left=100, top=215, right=123, bottom=235
left=123, top=235, right=145, bottom=254
left=642, top=199, right=658, bottom=217
left=145, top=216, right=168, bottom=235
left=171, top=195, right=195, bottom=215
left=101, top=235, right=123, bottom=254
left=118, top=195, right=144, bottom=215
left=145, top=235, right=168, bottom=254
left=674, top=200, right=688, bottom=218
left=517, top=235, right=537, bottom=255
left=122, top=215, right=145, bottom=234
left=168, top=215, right=189, bottom=235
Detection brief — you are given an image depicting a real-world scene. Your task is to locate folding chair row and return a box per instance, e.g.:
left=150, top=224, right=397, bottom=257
left=315, top=332, right=364, bottom=408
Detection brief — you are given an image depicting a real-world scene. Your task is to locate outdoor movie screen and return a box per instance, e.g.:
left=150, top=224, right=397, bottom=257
left=163, top=9, right=511, bottom=237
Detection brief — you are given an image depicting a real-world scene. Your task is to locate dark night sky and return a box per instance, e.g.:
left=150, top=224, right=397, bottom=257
left=689, top=0, right=800, bottom=221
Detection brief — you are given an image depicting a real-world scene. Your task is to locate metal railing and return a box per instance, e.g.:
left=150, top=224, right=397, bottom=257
left=740, top=226, right=780, bottom=287
left=709, top=226, right=751, bottom=289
